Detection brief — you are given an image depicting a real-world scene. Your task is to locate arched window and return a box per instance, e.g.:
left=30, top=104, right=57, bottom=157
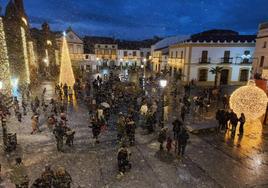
left=240, top=69, right=249, bottom=82
left=198, top=69, right=208, bottom=81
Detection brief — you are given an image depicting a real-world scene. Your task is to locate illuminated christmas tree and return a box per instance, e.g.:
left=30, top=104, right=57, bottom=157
left=0, top=17, right=11, bottom=95
left=59, top=32, right=75, bottom=87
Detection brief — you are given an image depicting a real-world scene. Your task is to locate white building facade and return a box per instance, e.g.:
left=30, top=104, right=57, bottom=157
left=169, top=30, right=256, bottom=86
left=152, top=47, right=169, bottom=72
left=56, top=28, right=84, bottom=62
left=117, top=49, right=141, bottom=67
left=253, top=22, right=268, bottom=78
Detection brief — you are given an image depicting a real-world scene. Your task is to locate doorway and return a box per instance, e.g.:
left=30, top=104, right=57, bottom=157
left=220, top=69, right=229, bottom=85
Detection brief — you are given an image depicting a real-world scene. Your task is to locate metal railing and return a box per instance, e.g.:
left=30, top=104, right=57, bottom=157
left=220, top=57, right=233, bottom=64
left=198, top=57, right=211, bottom=64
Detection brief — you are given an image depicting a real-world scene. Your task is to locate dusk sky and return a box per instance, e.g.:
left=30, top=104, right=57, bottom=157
left=1, top=0, right=268, bottom=40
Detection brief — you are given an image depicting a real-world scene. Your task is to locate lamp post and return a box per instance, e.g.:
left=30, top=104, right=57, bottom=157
left=159, top=79, right=167, bottom=128
left=143, top=58, right=147, bottom=78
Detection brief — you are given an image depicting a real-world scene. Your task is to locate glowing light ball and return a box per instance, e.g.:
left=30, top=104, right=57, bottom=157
left=230, top=80, right=268, bottom=120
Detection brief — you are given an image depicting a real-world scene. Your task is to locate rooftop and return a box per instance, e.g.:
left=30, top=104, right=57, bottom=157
left=184, top=29, right=256, bottom=43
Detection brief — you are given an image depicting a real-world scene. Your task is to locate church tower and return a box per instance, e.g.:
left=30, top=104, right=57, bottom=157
left=4, top=0, right=30, bottom=85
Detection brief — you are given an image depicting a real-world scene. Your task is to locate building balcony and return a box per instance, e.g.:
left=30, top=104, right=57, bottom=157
left=220, top=57, right=233, bottom=64
left=240, top=59, right=253, bottom=64
left=199, top=58, right=211, bottom=64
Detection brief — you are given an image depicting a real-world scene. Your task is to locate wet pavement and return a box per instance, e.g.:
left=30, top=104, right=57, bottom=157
left=0, top=75, right=268, bottom=187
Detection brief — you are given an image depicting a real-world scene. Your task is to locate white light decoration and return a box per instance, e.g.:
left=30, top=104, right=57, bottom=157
left=230, top=80, right=268, bottom=120
left=0, top=81, right=3, bottom=90
left=159, top=79, right=167, bottom=88
left=47, top=40, right=52, bottom=46
left=0, top=17, right=12, bottom=95
left=59, top=34, right=75, bottom=87
left=21, top=17, right=28, bottom=26
left=21, top=26, right=30, bottom=83
left=28, top=41, right=37, bottom=66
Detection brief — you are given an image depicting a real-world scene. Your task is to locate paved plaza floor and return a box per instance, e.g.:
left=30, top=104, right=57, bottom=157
left=0, top=80, right=268, bottom=188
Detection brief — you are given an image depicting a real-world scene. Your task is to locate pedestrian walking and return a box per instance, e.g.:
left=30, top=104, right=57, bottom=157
left=238, top=113, right=246, bottom=135
left=158, top=127, right=168, bottom=150
left=177, top=128, right=189, bottom=157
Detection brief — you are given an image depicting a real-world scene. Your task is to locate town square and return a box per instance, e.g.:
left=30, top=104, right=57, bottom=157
left=0, top=0, right=268, bottom=187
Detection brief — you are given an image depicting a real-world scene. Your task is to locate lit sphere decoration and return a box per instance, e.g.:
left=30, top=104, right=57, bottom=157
left=229, top=80, right=268, bottom=120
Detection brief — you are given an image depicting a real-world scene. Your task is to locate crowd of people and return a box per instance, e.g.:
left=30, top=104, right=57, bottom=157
left=0, top=69, right=250, bottom=187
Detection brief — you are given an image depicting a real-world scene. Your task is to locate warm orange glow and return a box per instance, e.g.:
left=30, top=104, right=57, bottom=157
left=59, top=35, right=75, bottom=87
left=230, top=80, right=268, bottom=120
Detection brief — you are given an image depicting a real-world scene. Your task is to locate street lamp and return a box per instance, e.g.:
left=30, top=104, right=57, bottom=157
left=159, top=79, right=167, bottom=128
left=143, top=58, right=147, bottom=78
left=160, top=79, right=167, bottom=88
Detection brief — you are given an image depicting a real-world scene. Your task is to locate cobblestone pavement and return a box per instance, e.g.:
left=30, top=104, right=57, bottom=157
left=0, top=79, right=268, bottom=188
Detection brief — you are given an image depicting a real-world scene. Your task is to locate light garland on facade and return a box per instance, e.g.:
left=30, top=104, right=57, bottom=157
left=59, top=34, right=75, bottom=87
left=28, top=41, right=37, bottom=67
left=0, top=17, right=12, bottom=95
left=230, top=80, right=268, bottom=120
left=21, top=26, right=30, bottom=83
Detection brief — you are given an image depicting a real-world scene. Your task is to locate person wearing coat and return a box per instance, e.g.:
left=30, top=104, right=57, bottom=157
left=238, top=113, right=246, bottom=135
left=158, top=127, right=168, bottom=150
left=177, top=128, right=189, bottom=157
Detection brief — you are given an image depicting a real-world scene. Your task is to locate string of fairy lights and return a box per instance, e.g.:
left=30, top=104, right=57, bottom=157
left=230, top=80, right=268, bottom=120
left=59, top=34, right=75, bottom=87
left=0, top=17, right=12, bottom=95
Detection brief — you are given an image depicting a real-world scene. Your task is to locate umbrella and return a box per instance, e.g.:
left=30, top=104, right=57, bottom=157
left=101, top=102, right=110, bottom=108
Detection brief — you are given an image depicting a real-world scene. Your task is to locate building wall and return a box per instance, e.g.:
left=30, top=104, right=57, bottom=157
left=253, top=25, right=268, bottom=75
left=56, top=30, right=84, bottom=62
left=169, top=43, right=255, bottom=85
left=95, top=44, right=117, bottom=61
left=117, top=49, right=141, bottom=67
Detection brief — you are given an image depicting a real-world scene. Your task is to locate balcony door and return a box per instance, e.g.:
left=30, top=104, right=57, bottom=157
left=224, top=51, right=230, bottom=62
left=201, top=51, right=208, bottom=62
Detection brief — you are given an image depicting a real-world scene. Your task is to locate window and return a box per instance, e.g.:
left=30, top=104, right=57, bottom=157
left=224, top=51, right=230, bottom=58
left=260, top=56, right=265, bottom=67
left=85, top=55, right=89, bottom=59
left=133, top=51, right=137, bottom=56
left=263, top=41, right=267, bottom=48
left=98, top=45, right=100, bottom=48
left=124, top=51, right=128, bottom=57
left=171, top=51, right=173, bottom=58
left=198, top=69, right=208, bottom=82
left=140, top=52, right=144, bottom=57
left=175, top=51, right=178, bottom=58
left=181, top=51, right=183, bottom=59
left=112, top=45, right=115, bottom=48
left=201, top=51, right=208, bottom=61
left=240, top=69, right=249, bottom=82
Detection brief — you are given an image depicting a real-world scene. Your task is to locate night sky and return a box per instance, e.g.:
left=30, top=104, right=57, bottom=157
left=1, top=0, right=268, bottom=40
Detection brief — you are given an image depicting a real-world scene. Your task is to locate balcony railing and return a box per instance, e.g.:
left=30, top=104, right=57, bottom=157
left=220, top=57, right=233, bottom=64
left=199, top=57, right=211, bottom=64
